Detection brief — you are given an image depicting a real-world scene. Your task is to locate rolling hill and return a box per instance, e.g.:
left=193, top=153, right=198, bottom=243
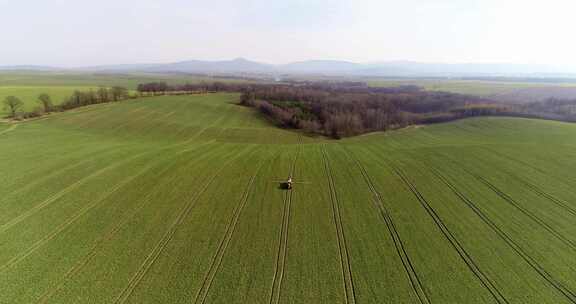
left=5, top=59, right=576, bottom=78
left=1, top=93, right=576, bottom=303
left=81, top=58, right=274, bottom=74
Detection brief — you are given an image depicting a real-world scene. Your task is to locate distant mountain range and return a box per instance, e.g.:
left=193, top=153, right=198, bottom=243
left=2, top=58, right=576, bottom=78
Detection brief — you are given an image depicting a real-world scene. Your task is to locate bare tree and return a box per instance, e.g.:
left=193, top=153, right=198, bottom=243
left=37, top=93, right=53, bottom=113
left=110, top=86, right=129, bottom=101
left=96, top=87, right=110, bottom=103
left=3, top=96, right=24, bottom=118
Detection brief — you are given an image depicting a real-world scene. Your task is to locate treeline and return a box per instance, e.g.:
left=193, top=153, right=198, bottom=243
left=3, top=80, right=243, bottom=120
left=134, top=80, right=402, bottom=95
left=2, top=86, right=131, bottom=120
left=136, top=81, right=245, bottom=95
left=59, top=86, right=130, bottom=110
left=238, top=83, right=506, bottom=138
left=511, top=98, right=576, bottom=122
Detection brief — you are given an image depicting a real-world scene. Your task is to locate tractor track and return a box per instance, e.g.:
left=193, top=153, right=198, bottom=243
left=0, top=127, right=210, bottom=230
left=135, top=110, right=178, bottom=137
left=69, top=102, right=136, bottom=129
left=321, top=145, right=357, bottom=304
left=389, top=163, right=509, bottom=304
left=0, top=151, right=148, bottom=234
left=35, top=182, right=177, bottom=304
left=0, top=124, right=18, bottom=136
left=178, top=115, right=227, bottom=145
left=0, top=161, right=157, bottom=273
left=426, top=164, right=576, bottom=303
left=34, top=142, right=216, bottom=304
left=170, top=98, right=235, bottom=143
left=269, top=136, right=302, bottom=304
left=2, top=115, right=223, bottom=233
left=517, top=180, right=576, bottom=217
left=343, top=147, right=430, bottom=304
left=1, top=140, right=214, bottom=274
left=473, top=148, right=576, bottom=217
left=480, top=146, right=576, bottom=190
left=472, top=174, right=576, bottom=251
left=481, top=147, right=548, bottom=175
left=110, top=108, right=159, bottom=133
left=112, top=146, right=251, bottom=304
left=0, top=144, right=127, bottom=206
left=194, top=150, right=275, bottom=304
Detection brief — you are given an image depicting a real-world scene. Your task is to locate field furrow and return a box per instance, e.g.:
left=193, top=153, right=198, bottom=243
left=278, top=144, right=346, bottom=304
left=193, top=149, right=272, bottom=304
left=321, top=145, right=357, bottom=304
left=0, top=151, right=144, bottom=233
left=33, top=145, right=241, bottom=304
left=199, top=150, right=291, bottom=304
left=0, top=160, right=157, bottom=272
left=425, top=164, right=576, bottom=303
left=343, top=147, right=430, bottom=304
left=1, top=143, right=221, bottom=303
left=113, top=146, right=253, bottom=304
left=0, top=124, right=17, bottom=136
left=389, top=164, right=508, bottom=304
left=269, top=139, right=302, bottom=304
left=473, top=174, right=576, bottom=251
left=471, top=147, right=576, bottom=217
left=0, top=144, right=124, bottom=204
left=34, top=152, right=200, bottom=304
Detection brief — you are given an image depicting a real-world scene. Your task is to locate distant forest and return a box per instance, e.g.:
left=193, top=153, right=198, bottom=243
left=135, top=81, right=506, bottom=138
left=238, top=83, right=508, bottom=138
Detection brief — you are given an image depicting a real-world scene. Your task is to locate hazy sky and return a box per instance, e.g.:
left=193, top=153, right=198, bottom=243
left=1, top=0, right=575, bottom=66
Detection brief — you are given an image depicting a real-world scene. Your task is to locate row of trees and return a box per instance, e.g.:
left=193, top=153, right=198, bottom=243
left=3, top=80, right=237, bottom=119
left=136, top=81, right=244, bottom=95
left=135, top=81, right=422, bottom=97
left=2, top=86, right=130, bottom=119
left=4, top=80, right=245, bottom=119
left=59, top=86, right=130, bottom=111
left=2, top=94, right=53, bottom=119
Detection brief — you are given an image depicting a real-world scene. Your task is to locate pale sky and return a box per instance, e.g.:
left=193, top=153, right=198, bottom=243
left=0, top=0, right=575, bottom=67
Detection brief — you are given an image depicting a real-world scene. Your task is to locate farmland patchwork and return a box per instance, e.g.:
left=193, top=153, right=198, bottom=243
left=1, top=93, right=576, bottom=303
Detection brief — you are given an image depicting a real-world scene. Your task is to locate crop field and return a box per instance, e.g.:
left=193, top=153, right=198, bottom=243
left=1, top=92, right=576, bottom=303
left=0, top=72, right=237, bottom=88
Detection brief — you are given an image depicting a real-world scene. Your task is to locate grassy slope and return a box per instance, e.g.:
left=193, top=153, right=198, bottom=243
left=1, top=93, right=576, bottom=303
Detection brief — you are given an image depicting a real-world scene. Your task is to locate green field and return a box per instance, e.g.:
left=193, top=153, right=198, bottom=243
left=0, top=71, right=234, bottom=88
left=0, top=72, right=192, bottom=116
left=1, top=93, right=576, bottom=303
left=367, top=78, right=576, bottom=96
left=0, top=71, right=255, bottom=116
